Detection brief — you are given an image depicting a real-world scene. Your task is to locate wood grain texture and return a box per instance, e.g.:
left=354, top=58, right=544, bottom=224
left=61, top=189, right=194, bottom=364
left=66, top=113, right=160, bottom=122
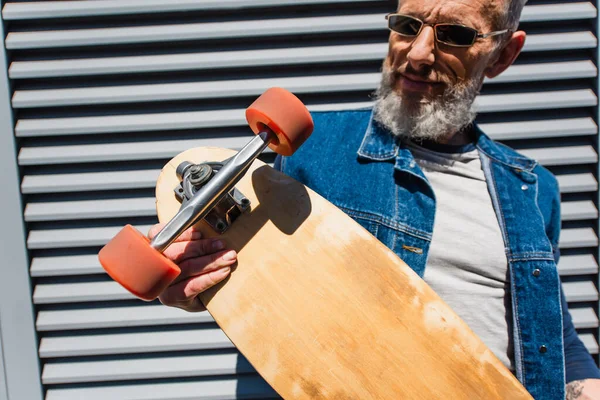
left=156, top=147, right=532, bottom=399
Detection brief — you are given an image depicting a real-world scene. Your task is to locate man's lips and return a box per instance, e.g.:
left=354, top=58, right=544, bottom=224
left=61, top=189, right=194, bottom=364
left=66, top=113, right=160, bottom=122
left=396, top=73, right=442, bottom=92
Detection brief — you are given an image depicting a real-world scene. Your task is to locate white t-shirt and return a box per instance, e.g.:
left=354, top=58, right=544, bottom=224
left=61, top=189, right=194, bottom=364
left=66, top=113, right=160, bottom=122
left=407, top=140, right=514, bottom=371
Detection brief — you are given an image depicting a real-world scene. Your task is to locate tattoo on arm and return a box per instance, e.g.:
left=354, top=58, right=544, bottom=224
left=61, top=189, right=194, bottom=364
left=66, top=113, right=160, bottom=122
left=566, top=380, right=585, bottom=400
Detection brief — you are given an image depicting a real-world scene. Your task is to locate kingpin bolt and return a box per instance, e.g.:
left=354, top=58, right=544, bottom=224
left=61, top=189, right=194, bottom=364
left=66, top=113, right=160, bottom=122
left=189, top=164, right=213, bottom=186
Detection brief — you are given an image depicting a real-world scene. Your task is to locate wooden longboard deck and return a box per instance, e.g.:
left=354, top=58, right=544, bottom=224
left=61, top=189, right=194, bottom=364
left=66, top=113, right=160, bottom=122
left=156, top=147, right=532, bottom=400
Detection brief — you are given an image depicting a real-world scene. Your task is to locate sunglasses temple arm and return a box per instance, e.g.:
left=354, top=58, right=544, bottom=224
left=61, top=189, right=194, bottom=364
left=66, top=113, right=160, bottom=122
left=478, top=29, right=511, bottom=39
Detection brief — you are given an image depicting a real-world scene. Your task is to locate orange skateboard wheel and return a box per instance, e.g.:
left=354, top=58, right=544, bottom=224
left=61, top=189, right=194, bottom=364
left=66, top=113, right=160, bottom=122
left=245, top=87, right=314, bottom=156
left=99, top=225, right=181, bottom=301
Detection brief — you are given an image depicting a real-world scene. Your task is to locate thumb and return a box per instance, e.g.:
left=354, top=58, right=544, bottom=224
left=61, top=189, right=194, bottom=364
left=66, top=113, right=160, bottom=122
left=147, top=223, right=166, bottom=240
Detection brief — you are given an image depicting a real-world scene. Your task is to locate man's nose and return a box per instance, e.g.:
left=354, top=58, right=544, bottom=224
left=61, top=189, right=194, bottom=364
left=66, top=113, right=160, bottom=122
left=406, top=26, right=436, bottom=70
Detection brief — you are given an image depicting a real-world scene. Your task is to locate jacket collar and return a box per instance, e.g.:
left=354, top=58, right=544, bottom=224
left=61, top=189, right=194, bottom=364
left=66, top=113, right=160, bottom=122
left=474, top=125, right=538, bottom=172
left=357, top=111, right=538, bottom=172
left=356, top=113, right=398, bottom=161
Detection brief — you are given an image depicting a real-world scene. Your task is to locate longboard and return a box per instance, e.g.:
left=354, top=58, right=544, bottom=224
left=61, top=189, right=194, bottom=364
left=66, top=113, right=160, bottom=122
left=100, top=88, right=532, bottom=399
left=154, top=146, right=532, bottom=399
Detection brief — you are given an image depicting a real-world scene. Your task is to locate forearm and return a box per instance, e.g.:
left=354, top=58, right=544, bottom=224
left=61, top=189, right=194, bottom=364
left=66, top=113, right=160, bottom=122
left=566, top=379, right=600, bottom=399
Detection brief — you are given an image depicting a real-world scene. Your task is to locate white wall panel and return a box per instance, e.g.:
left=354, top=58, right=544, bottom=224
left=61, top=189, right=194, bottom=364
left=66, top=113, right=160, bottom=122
left=1, top=0, right=598, bottom=398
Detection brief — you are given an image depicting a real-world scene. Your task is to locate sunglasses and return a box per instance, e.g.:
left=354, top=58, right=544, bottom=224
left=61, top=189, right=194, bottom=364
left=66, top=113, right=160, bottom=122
left=386, top=14, right=510, bottom=47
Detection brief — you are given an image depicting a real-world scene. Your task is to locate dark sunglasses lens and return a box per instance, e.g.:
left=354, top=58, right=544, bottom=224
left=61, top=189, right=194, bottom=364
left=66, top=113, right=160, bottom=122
left=388, top=15, right=422, bottom=36
left=436, top=24, right=476, bottom=46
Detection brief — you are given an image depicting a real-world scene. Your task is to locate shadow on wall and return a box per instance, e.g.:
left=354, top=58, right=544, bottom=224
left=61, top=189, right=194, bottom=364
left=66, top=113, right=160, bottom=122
left=235, top=352, right=280, bottom=398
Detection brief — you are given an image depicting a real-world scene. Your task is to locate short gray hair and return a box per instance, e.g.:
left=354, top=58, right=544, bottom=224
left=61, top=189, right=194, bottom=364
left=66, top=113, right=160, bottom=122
left=483, top=0, right=527, bottom=32
left=397, top=0, right=528, bottom=31
left=499, top=0, right=528, bottom=30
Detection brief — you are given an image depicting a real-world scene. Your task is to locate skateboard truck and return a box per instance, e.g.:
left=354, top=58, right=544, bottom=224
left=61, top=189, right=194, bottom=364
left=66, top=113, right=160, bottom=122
left=98, top=87, right=314, bottom=300
left=150, top=129, right=274, bottom=252
left=173, top=160, right=252, bottom=236
left=174, top=160, right=251, bottom=234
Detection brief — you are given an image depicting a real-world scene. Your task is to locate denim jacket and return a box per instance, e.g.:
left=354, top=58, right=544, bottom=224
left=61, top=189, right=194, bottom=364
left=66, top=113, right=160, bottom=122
left=277, top=108, right=599, bottom=399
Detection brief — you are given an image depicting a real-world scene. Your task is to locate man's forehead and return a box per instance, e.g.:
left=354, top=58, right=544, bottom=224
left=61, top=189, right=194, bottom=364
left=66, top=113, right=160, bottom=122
left=397, top=0, right=502, bottom=28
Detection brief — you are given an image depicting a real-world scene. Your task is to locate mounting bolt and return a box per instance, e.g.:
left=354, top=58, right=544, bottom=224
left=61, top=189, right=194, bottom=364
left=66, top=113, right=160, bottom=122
left=215, top=220, right=227, bottom=231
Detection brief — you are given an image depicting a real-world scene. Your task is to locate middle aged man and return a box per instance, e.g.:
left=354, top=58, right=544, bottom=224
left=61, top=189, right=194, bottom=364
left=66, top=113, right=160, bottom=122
left=149, top=0, right=600, bottom=398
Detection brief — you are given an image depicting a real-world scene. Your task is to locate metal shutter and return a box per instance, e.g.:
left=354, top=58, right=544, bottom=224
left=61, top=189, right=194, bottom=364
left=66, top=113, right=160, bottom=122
left=0, top=0, right=598, bottom=398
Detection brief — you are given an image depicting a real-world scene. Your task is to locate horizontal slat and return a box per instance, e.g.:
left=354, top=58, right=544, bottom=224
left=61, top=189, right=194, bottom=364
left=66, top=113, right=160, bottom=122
left=523, top=31, right=597, bottom=52
left=27, top=224, right=153, bottom=250
left=559, top=228, right=599, bottom=249
left=25, top=194, right=595, bottom=223
left=4, top=1, right=593, bottom=20
left=580, top=334, right=599, bottom=355
left=25, top=198, right=156, bottom=222
left=36, top=305, right=213, bottom=331
left=480, top=118, right=597, bottom=141
left=520, top=2, right=597, bottom=22
left=14, top=90, right=597, bottom=139
left=13, top=62, right=598, bottom=108
left=570, top=307, right=599, bottom=329
left=519, top=146, right=598, bottom=166
left=12, top=73, right=379, bottom=108
left=18, top=136, right=259, bottom=165
left=556, top=173, right=598, bottom=193
left=31, top=254, right=103, bottom=277
left=14, top=102, right=371, bottom=138
left=8, top=43, right=387, bottom=79
left=39, top=328, right=233, bottom=357
left=561, top=200, right=598, bottom=221
left=45, top=376, right=277, bottom=400
left=42, top=353, right=252, bottom=384
left=22, top=169, right=160, bottom=194
left=2, top=0, right=377, bottom=19
left=8, top=43, right=388, bottom=79
left=33, top=281, right=135, bottom=304
left=563, top=281, right=599, bottom=302
left=5, top=14, right=386, bottom=49
left=558, top=254, right=599, bottom=276
left=16, top=109, right=246, bottom=138
left=474, top=89, right=597, bottom=113
left=4, top=13, right=596, bottom=50
left=487, top=60, right=597, bottom=84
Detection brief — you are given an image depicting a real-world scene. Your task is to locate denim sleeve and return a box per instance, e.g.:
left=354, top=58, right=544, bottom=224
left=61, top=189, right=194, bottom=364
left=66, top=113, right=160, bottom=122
left=561, top=285, right=600, bottom=382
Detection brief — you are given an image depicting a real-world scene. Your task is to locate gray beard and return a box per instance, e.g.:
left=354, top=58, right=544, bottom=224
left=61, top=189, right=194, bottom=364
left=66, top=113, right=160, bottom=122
left=373, top=68, right=479, bottom=142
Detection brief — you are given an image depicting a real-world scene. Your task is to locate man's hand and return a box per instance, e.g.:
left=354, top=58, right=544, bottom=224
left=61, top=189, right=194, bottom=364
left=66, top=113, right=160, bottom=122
left=148, top=224, right=237, bottom=312
left=566, top=379, right=600, bottom=399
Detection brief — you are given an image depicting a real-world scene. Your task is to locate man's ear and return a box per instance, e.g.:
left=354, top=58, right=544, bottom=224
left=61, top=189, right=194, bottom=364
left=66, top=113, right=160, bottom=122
left=485, top=30, right=526, bottom=79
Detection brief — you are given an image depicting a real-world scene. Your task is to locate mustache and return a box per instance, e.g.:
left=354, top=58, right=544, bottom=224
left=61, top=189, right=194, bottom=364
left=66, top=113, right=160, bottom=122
left=396, top=64, right=453, bottom=86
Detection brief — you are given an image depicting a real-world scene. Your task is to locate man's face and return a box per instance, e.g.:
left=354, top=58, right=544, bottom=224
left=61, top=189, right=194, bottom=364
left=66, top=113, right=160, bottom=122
left=375, top=0, right=507, bottom=142
left=385, top=0, right=502, bottom=102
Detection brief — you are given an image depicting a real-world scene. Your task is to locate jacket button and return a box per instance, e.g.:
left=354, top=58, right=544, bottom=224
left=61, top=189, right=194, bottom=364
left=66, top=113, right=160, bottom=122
left=409, top=161, right=416, bottom=168
left=521, top=184, right=528, bottom=191
left=533, top=269, right=541, bottom=277
left=539, top=345, right=547, bottom=353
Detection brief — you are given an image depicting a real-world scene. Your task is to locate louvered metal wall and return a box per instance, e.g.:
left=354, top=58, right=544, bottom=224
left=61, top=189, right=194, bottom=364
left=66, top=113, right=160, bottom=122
left=0, top=0, right=598, bottom=399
